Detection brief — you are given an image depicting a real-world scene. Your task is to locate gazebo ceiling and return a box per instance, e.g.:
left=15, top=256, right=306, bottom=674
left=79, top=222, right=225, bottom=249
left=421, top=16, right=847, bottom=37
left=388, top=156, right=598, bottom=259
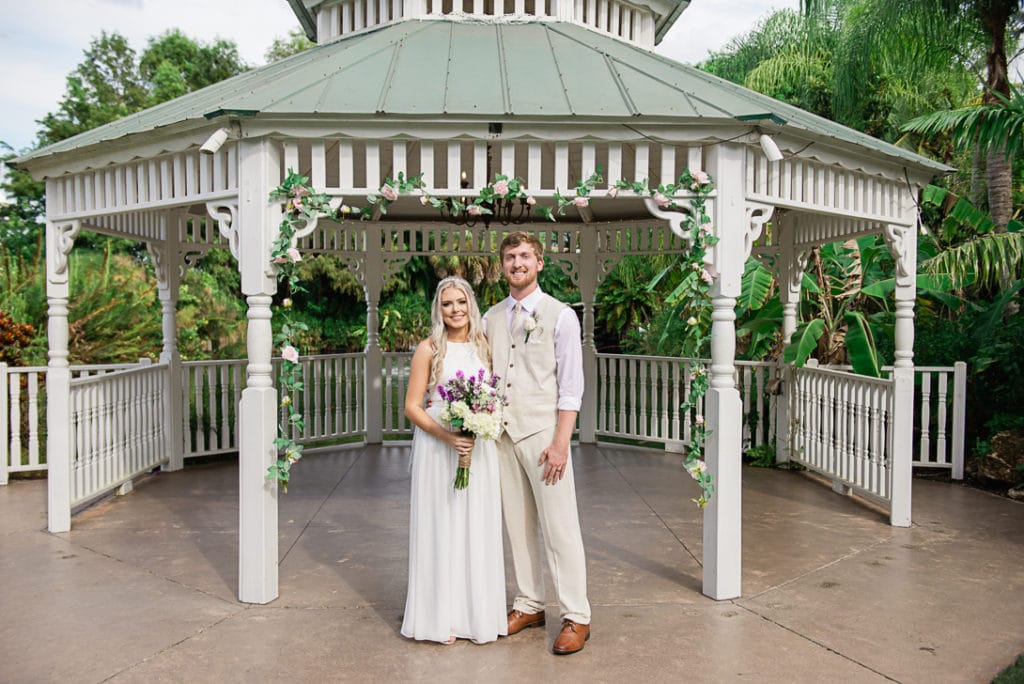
left=14, top=16, right=947, bottom=176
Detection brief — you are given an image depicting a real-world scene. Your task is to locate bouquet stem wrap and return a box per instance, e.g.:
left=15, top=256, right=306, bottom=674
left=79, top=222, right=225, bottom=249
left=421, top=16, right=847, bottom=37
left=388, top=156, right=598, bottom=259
left=455, top=429, right=473, bottom=490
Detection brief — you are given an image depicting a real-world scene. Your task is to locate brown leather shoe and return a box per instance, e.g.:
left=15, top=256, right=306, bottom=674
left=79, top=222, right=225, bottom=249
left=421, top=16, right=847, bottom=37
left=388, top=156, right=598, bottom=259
left=552, top=619, right=590, bottom=655
left=506, top=609, right=545, bottom=635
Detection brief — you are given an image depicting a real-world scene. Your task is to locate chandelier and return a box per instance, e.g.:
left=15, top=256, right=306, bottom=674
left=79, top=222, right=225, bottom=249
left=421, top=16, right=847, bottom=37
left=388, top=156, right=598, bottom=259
left=438, top=195, right=532, bottom=228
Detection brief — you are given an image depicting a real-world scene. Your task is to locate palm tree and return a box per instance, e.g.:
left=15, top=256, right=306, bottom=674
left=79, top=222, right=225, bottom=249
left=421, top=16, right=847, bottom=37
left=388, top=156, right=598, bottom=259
left=803, top=0, right=1021, bottom=227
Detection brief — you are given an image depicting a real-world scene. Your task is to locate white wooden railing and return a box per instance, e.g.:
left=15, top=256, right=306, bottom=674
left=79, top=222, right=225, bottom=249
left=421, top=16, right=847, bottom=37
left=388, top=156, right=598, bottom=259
left=182, top=359, right=245, bottom=457
left=1, top=361, right=152, bottom=485
left=911, top=363, right=967, bottom=477
left=181, top=353, right=368, bottom=458
left=2, top=355, right=967, bottom=487
left=280, top=353, right=368, bottom=445
left=68, top=362, right=168, bottom=506
left=382, top=353, right=413, bottom=436
left=789, top=365, right=895, bottom=504
left=595, top=355, right=780, bottom=452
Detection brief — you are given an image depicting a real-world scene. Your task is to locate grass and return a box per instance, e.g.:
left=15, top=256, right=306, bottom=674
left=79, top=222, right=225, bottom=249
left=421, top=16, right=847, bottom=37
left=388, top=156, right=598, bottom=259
left=994, top=654, right=1024, bottom=684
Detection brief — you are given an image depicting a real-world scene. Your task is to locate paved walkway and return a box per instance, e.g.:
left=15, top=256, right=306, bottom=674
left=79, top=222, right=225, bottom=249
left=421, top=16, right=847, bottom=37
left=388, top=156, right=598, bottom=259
left=1, top=444, right=1021, bottom=683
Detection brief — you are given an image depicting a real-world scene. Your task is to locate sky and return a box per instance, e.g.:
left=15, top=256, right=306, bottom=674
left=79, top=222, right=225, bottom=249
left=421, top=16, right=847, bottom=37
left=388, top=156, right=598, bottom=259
left=0, top=0, right=800, bottom=154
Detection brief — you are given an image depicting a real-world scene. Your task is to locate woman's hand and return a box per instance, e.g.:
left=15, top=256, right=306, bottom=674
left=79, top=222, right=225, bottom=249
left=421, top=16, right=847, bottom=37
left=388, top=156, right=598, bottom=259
left=448, top=432, right=476, bottom=456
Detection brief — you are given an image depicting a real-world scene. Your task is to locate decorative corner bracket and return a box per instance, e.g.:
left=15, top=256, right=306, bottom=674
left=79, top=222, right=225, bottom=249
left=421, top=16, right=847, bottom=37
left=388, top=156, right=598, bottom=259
left=146, top=242, right=170, bottom=289
left=882, top=224, right=914, bottom=286
left=785, top=249, right=810, bottom=298
left=744, top=203, right=775, bottom=260
left=290, top=213, right=321, bottom=246
left=49, top=220, right=82, bottom=279
left=643, top=197, right=695, bottom=247
left=181, top=249, right=209, bottom=272
left=205, top=201, right=240, bottom=259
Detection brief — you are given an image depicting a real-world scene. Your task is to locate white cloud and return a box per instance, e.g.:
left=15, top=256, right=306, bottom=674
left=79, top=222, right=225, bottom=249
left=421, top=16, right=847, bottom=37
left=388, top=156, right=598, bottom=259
left=657, top=0, right=799, bottom=65
left=0, top=0, right=299, bottom=151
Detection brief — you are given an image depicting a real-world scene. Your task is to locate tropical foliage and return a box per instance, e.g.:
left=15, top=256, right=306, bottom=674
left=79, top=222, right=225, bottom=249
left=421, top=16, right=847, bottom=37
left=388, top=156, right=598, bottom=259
left=700, top=0, right=1024, bottom=457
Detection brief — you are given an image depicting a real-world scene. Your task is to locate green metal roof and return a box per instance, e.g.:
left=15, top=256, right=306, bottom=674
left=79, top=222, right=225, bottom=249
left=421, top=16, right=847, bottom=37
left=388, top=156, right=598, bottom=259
left=14, top=17, right=949, bottom=174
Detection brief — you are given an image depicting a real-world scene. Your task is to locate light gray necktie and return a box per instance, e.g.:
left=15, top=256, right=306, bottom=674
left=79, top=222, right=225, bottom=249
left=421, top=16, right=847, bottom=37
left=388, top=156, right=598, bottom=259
left=511, top=302, right=524, bottom=335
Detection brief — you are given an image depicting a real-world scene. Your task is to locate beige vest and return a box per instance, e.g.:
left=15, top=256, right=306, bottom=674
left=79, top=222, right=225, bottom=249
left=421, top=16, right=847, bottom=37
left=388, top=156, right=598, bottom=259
left=486, top=294, right=568, bottom=442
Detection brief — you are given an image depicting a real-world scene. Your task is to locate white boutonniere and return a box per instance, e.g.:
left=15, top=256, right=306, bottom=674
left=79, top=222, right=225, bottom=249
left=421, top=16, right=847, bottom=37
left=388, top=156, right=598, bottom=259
left=523, top=311, right=543, bottom=343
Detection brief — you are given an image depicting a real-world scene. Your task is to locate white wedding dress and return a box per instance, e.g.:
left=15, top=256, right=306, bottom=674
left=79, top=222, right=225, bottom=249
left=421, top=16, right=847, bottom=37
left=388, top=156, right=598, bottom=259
left=401, top=341, right=507, bottom=644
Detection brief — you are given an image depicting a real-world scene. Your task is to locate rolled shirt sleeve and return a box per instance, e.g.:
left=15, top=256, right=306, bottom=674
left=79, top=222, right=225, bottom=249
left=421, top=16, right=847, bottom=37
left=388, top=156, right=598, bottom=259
left=553, top=306, right=584, bottom=411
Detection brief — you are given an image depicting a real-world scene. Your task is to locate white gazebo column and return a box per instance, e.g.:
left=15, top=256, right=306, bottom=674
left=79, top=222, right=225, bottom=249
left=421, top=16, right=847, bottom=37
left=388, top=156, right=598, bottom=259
left=702, top=144, right=745, bottom=600
left=774, top=214, right=805, bottom=464
left=237, top=138, right=282, bottom=603
left=363, top=225, right=384, bottom=443
left=45, top=216, right=80, bottom=533
left=885, top=221, right=918, bottom=527
left=149, top=214, right=183, bottom=472
left=577, top=228, right=598, bottom=443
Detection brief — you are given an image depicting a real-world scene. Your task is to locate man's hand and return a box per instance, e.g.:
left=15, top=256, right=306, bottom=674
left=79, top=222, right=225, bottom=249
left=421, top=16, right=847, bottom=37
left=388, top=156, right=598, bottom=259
left=539, top=440, right=569, bottom=485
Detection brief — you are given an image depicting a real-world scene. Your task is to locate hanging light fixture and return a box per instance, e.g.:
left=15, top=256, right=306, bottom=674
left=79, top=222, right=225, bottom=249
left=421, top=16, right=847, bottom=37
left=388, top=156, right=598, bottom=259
left=759, top=132, right=784, bottom=162
left=439, top=196, right=532, bottom=228
left=439, top=171, right=532, bottom=227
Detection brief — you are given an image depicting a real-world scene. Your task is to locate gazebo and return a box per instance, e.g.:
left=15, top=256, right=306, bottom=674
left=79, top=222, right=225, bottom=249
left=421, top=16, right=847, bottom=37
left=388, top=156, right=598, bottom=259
left=12, top=0, right=949, bottom=605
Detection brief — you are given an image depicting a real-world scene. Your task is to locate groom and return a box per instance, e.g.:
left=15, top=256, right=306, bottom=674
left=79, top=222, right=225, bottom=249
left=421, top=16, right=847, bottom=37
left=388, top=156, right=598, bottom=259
left=485, top=231, right=591, bottom=655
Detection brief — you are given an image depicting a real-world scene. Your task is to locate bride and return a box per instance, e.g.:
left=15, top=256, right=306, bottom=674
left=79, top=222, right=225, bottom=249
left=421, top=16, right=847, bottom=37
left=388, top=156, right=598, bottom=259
left=400, top=277, right=507, bottom=644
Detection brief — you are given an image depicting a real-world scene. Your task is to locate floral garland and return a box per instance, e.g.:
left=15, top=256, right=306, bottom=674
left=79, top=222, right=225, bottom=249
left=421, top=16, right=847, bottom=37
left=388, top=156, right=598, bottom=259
left=266, top=171, right=423, bottom=489
left=658, top=171, right=716, bottom=508
left=266, top=168, right=716, bottom=507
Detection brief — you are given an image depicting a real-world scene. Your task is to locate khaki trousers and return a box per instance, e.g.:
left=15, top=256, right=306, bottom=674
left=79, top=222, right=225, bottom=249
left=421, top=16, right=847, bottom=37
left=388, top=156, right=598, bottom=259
left=497, top=429, right=590, bottom=624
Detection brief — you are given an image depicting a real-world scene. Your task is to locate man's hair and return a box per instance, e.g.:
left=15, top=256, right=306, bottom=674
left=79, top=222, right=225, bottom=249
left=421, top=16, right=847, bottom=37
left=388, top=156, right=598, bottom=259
left=500, top=231, right=544, bottom=260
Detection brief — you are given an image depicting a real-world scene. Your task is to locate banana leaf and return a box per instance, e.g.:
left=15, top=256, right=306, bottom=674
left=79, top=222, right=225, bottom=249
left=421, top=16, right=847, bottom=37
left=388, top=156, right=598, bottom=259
left=860, top=273, right=959, bottom=298
left=801, top=271, right=822, bottom=294
left=737, top=259, right=774, bottom=314
left=843, top=311, right=881, bottom=377
left=782, top=318, right=824, bottom=366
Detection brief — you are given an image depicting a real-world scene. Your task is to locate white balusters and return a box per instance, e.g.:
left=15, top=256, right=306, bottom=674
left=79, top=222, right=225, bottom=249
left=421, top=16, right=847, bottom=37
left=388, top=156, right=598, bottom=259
left=634, top=143, right=649, bottom=184
left=919, top=371, right=932, bottom=463
left=67, top=362, right=167, bottom=506
left=607, top=144, right=622, bottom=183
left=448, top=144, right=462, bottom=191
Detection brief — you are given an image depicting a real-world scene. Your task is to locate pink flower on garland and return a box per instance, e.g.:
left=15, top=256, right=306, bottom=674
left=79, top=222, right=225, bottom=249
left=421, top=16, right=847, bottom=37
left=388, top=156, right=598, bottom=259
left=691, top=170, right=710, bottom=186
left=653, top=191, right=670, bottom=208
left=606, top=186, right=619, bottom=198
left=493, top=179, right=510, bottom=197
left=700, top=269, right=714, bottom=284
left=282, top=345, right=299, bottom=363
left=467, top=204, right=484, bottom=216
left=287, top=247, right=302, bottom=262
left=573, top=196, right=590, bottom=208
left=525, top=196, right=536, bottom=206
left=380, top=183, right=399, bottom=202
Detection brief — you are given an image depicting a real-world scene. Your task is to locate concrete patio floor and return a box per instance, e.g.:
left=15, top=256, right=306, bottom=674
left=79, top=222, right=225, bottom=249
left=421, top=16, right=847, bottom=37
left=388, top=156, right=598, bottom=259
left=1, top=443, right=1022, bottom=683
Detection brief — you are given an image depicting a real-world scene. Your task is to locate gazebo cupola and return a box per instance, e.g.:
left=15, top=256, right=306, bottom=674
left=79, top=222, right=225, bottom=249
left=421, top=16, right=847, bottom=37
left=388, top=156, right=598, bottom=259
left=288, top=0, right=689, bottom=47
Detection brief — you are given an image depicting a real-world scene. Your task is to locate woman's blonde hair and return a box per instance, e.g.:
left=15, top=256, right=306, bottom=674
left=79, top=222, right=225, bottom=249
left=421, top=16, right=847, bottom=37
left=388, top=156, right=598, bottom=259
left=428, top=277, right=491, bottom=388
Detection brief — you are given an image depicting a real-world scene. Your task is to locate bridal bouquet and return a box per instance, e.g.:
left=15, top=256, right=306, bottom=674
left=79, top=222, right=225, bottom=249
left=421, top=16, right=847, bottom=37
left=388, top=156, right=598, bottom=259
left=437, top=368, right=504, bottom=489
